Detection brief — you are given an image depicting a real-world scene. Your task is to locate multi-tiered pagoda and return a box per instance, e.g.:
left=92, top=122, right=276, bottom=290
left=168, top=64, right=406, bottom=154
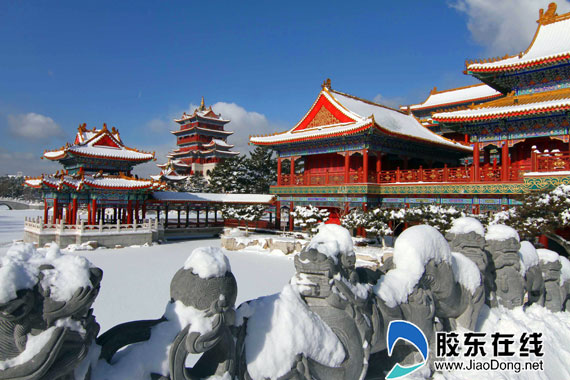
left=155, top=98, right=239, bottom=181
left=25, top=123, right=165, bottom=226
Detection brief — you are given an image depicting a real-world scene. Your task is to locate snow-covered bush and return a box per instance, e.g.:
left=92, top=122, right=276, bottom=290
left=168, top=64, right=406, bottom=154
left=406, top=205, right=461, bottom=233
left=340, top=208, right=367, bottom=231
left=221, top=205, right=267, bottom=236
left=290, top=205, right=329, bottom=236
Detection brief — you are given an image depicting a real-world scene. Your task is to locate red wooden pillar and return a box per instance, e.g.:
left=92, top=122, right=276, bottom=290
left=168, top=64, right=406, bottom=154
left=72, top=198, right=78, bottom=225
left=52, top=198, right=58, bottom=224
left=473, top=142, right=480, bottom=182
left=277, top=158, right=282, bottom=185
left=290, top=157, right=295, bottom=184
left=363, top=149, right=369, bottom=183
left=127, top=200, right=133, bottom=224
left=501, top=141, right=509, bottom=181
left=376, top=153, right=382, bottom=183
left=344, top=152, right=350, bottom=183
left=539, top=235, right=549, bottom=248
left=44, top=199, right=48, bottom=223
left=91, top=199, right=97, bottom=225
left=289, top=201, right=294, bottom=232
left=443, top=164, right=449, bottom=182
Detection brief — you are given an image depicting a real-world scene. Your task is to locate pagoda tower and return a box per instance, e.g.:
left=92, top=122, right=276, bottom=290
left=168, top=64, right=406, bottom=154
left=156, top=97, right=239, bottom=181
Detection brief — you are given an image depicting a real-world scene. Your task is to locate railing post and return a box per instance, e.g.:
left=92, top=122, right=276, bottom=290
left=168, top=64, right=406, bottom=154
left=443, top=164, right=449, bottom=182
left=116, top=219, right=121, bottom=232
left=419, top=166, right=423, bottom=182
left=99, top=218, right=103, bottom=233
left=531, top=150, right=537, bottom=172
left=396, top=167, right=401, bottom=182
left=80, top=220, right=85, bottom=234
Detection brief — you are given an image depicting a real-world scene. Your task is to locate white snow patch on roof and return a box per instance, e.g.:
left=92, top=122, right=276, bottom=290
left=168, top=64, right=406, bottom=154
left=537, top=248, right=560, bottom=263
left=518, top=241, right=540, bottom=276
left=468, top=17, right=570, bottom=71
left=374, top=225, right=451, bottom=307
left=433, top=96, right=570, bottom=121
left=409, top=84, right=501, bottom=110
left=152, top=191, right=275, bottom=204
left=183, top=247, right=231, bottom=279
left=236, top=284, right=345, bottom=379
left=449, top=217, right=485, bottom=236
left=485, top=224, right=520, bottom=242
left=306, top=224, right=355, bottom=263
left=451, top=251, right=481, bottom=294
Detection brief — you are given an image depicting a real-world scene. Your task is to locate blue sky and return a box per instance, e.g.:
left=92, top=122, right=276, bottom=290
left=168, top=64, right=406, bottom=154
left=1, top=0, right=568, bottom=176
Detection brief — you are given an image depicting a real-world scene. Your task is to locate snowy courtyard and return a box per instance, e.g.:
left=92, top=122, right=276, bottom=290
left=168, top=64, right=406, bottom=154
left=2, top=208, right=570, bottom=380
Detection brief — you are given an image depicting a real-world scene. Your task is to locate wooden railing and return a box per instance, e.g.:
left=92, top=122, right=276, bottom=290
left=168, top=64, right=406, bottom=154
left=276, top=150, right=570, bottom=187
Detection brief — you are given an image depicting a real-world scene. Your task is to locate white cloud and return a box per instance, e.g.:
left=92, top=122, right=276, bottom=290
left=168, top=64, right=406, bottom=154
left=146, top=118, right=169, bottom=132
left=450, top=0, right=570, bottom=55
left=8, top=112, right=64, bottom=139
left=0, top=148, right=59, bottom=176
left=372, top=94, right=406, bottom=109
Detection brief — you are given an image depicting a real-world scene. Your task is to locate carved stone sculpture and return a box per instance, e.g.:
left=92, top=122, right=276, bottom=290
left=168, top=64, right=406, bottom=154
left=537, top=249, right=563, bottom=312
left=0, top=244, right=102, bottom=380
left=97, top=247, right=237, bottom=380
left=485, top=226, right=525, bottom=309
left=518, top=241, right=545, bottom=307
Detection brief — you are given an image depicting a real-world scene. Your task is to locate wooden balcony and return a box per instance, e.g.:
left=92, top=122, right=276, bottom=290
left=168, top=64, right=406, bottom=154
left=276, top=151, right=570, bottom=187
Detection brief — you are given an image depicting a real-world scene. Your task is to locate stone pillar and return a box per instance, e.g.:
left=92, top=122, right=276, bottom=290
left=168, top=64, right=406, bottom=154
left=502, top=141, right=509, bottom=181
left=473, top=141, right=480, bottom=182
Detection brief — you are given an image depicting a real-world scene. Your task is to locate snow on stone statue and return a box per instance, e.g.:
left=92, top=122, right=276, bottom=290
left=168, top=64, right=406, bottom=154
left=0, top=243, right=102, bottom=380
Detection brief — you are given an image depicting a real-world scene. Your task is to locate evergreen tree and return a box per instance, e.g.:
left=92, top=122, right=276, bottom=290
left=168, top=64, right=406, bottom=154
left=208, top=156, right=250, bottom=193
left=246, top=146, right=277, bottom=193
left=291, top=205, right=329, bottom=236
left=180, top=172, right=209, bottom=193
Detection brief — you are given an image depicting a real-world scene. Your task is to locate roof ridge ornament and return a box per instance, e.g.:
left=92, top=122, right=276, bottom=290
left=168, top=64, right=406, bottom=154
left=199, top=96, right=206, bottom=111
left=322, top=78, right=332, bottom=90
left=538, top=2, right=558, bottom=24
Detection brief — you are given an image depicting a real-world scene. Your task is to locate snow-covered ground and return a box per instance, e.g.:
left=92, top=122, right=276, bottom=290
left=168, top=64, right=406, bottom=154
left=2, top=209, right=570, bottom=379
left=0, top=209, right=294, bottom=335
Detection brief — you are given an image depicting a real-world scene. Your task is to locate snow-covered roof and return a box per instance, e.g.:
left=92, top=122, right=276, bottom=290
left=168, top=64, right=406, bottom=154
left=174, top=99, right=230, bottom=124
left=152, top=191, right=276, bottom=204
left=171, top=126, right=234, bottom=136
left=433, top=88, right=570, bottom=122
left=44, top=124, right=154, bottom=163
left=204, top=138, right=234, bottom=148
left=467, top=4, right=570, bottom=73
left=24, top=172, right=166, bottom=191
left=406, top=84, right=502, bottom=111
left=250, top=88, right=471, bottom=152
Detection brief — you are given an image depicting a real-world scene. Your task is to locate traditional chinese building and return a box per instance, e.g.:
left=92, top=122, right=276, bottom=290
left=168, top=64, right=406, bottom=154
left=250, top=79, right=473, bottom=225
left=251, top=3, right=570, bottom=224
left=157, top=97, right=239, bottom=181
left=24, top=123, right=166, bottom=229
left=433, top=2, right=570, bottom=190
left=403, top=83, right=503, bottom=139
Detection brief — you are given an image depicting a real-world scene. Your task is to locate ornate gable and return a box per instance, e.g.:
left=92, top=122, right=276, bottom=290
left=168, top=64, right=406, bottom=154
left=292, top=92, right=357, bottom=132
